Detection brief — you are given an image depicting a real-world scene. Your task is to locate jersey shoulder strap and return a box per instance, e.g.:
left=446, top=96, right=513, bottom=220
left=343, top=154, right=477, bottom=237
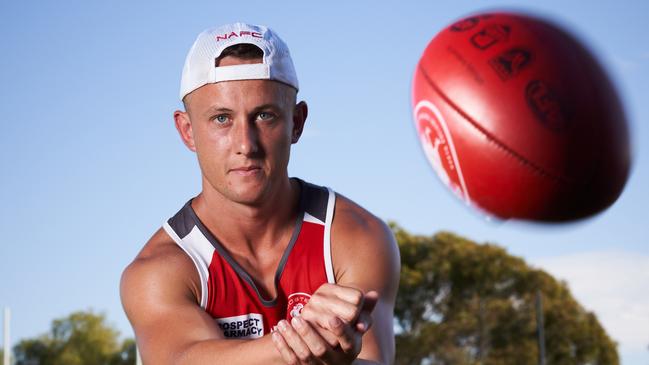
left=162, top=200, right=214, bottom=308
left=297, top=179, right=337, bottom=283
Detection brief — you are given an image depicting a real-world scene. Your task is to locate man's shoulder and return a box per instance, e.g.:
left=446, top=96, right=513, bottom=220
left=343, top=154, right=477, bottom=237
left=120, top=228, right=201, bottom=308
left=332, top=192, right=391, bottom=242
left=128, top=228, right=189, bottom=270
left=302, top=182, right=392, bottom=257
left=329, top=191, right=400, bottom=292
left=301, top=178, right=382, bottom=232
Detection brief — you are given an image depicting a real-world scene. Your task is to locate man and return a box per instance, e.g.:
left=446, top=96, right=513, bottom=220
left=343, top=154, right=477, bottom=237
left=121, top=22, right=400, bottom=364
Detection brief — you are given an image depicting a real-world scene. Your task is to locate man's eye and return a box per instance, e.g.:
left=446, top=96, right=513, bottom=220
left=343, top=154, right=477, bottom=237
left=257, top=112, right=274, bottom=121
left=214, top=115, right=229, bottom=124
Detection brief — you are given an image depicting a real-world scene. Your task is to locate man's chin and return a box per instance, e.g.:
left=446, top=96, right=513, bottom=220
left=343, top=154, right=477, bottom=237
left=209, top=174, right=281, bottom=206
left=226, top=183, right=269, bottom=206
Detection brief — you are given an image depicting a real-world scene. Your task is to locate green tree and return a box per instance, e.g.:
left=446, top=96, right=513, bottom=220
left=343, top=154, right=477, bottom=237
left=13, top=310, right=134, bottom=365
left=109, top=338, right=137, bottom=365
left=392, top=224, right=618, bottom=365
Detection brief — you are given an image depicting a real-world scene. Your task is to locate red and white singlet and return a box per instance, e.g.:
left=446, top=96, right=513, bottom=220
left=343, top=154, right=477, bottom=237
left=162, top=179, right=336, bottom=339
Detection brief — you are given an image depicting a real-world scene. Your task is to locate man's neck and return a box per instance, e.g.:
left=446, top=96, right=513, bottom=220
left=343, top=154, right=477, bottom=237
left=191, top=177, right=301, bottom=255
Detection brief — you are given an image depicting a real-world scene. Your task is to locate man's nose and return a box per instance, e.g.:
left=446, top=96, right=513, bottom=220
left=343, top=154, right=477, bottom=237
left=233, top=119, right=260, bottom=156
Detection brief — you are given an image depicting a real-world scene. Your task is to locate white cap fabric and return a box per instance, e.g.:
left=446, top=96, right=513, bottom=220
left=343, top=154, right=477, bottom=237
left=180, top=22, right=299, bottom=100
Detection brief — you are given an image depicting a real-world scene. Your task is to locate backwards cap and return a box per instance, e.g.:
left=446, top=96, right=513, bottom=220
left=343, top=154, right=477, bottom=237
left=179, top=22, right=299, bottom=101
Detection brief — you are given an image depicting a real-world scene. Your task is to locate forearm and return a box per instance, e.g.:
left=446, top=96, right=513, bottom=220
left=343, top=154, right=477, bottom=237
left=174, top=335, right=284, bottom=365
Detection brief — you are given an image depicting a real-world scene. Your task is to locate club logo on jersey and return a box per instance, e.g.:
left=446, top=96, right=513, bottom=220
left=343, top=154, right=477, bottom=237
left=287, top=292, right=311, bottom=319
left=414, top=100, right=471, bottom=205
left=216, top=313, right=264, bottom=339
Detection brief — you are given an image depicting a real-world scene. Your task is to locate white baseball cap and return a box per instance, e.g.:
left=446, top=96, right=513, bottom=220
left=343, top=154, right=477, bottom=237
left=179, top=22, right=299, bottom=101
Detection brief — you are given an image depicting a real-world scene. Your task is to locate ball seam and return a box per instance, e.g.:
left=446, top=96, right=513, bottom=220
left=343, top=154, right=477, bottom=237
left=418, top=64, right=572, bottom=185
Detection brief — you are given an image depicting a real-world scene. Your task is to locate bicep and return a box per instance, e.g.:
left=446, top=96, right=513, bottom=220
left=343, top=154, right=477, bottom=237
left=334, top=216, right=400, bottom=364
left=120, top=258, right=224, bottom=364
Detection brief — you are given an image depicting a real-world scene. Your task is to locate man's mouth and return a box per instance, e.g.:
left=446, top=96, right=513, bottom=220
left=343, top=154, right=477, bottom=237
left=229, top=166, right=262, bottom=176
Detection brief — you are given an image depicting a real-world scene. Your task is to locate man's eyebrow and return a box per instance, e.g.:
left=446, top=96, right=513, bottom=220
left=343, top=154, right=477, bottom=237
left=251, top=103, right=283, bottom=112
left=202, top=106, right=233, bottom=117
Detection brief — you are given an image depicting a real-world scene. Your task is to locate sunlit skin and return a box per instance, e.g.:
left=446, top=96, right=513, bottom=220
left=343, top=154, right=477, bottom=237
left=177, top=68, right=305, bottom=207
left=185, top=82, right=293, bottom=206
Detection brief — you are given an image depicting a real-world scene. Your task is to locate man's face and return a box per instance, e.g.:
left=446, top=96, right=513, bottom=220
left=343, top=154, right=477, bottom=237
left=176, top=58, right=305, bottom=206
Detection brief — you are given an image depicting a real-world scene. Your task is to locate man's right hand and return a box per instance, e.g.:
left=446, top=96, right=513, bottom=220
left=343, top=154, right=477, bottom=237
left=301, top=284, right=377, bottom=347
left=271, top=284, right=379, bottom=364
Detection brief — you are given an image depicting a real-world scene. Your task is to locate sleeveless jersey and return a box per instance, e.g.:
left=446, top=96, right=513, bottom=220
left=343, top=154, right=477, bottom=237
left=162, top=179, right=336, bottom=339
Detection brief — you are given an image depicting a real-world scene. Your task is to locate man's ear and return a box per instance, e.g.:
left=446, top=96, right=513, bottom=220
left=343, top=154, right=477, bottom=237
left=291, top=101, right=308, bottom=144
left=174, top=110, right=196, bottom=152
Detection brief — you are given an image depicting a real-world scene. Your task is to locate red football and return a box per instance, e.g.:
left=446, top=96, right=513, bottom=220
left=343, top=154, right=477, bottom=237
left=412, top=12, right=631, bottom=222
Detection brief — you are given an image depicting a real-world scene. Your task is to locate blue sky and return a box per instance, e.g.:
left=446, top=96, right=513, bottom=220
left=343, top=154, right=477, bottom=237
left=1, top=0, right=647, bottom=363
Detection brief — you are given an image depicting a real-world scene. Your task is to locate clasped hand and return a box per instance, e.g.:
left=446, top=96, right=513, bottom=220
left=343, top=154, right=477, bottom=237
left=271, top=284, right=379, bottom=365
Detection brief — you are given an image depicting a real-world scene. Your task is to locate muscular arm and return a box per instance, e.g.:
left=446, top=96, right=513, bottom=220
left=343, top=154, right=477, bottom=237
left=331, top=194, right=401, bottom=364
left=274, top=194, right=400, bottom=365
left=120, top=229, right=285, bottom=364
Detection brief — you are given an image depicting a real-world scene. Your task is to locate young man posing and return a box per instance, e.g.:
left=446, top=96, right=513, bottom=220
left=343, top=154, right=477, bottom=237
left=121, top=23, right=400, bottom=364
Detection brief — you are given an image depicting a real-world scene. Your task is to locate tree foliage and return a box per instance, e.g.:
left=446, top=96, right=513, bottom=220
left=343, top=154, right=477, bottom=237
left=13, top=310, right=135, bottom=365
left=392, top=224, right=619, bottom=365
